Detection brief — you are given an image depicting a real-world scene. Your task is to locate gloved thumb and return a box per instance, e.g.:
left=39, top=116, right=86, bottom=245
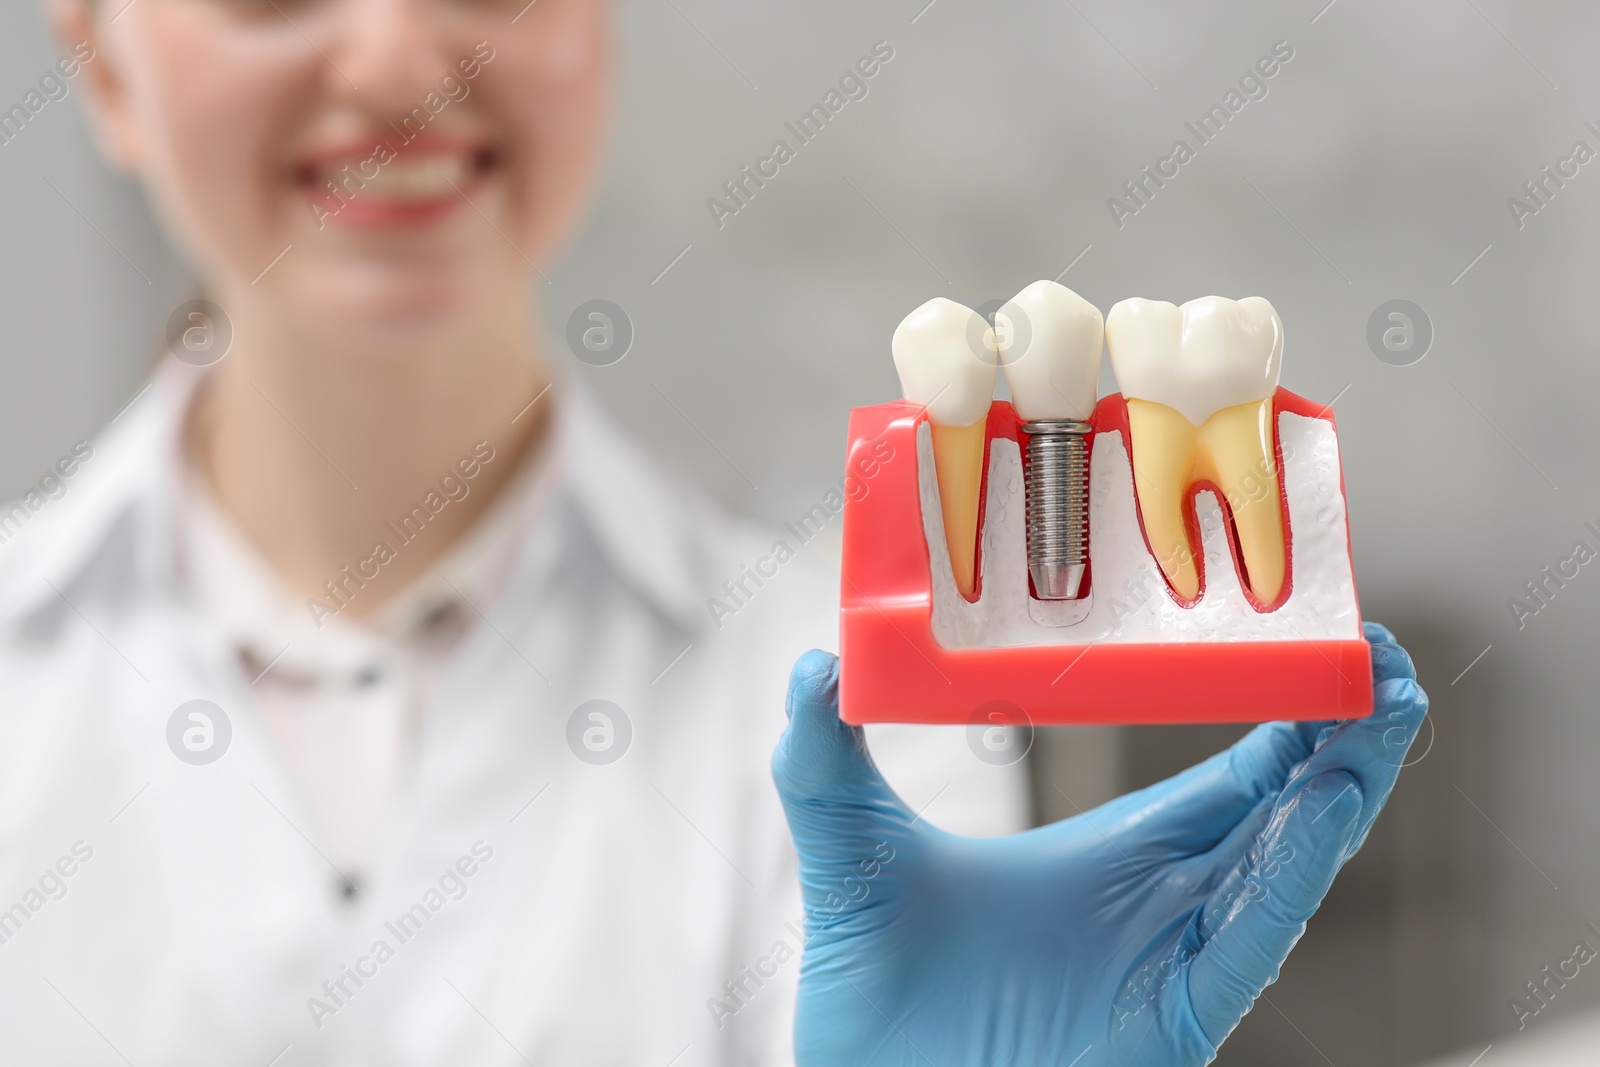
left=773, top=652, right=912, bottom=948
left=771, top=650, right=907, bottom=824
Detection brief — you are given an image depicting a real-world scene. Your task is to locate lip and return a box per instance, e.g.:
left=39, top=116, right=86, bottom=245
left=293, top=133, right=500, bottom=231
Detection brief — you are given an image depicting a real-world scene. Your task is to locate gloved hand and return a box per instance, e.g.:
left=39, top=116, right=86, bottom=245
left=771, top=622, right=1427, bottom=1066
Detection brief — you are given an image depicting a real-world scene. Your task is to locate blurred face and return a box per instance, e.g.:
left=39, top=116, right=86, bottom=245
left=72, top=0, right=611, bottom=349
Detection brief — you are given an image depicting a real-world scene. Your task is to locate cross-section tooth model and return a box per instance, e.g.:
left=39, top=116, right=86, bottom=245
left=891, top=298, right=997, bottom=600
left=1107, top=296, right=1286, bottom=606
left=839, top=284, right=1372, bottom=726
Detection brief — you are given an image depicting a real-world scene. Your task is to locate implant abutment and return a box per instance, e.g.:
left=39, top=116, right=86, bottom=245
left=1021, top=420, right=1092, bottom=601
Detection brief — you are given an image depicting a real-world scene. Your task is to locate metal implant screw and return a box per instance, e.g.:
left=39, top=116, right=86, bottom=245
left=1022, top=421, right=1092, bottom=600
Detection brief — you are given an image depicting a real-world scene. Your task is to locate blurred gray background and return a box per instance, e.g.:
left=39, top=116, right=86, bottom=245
left=4, top=0, right=1598, bottom=1063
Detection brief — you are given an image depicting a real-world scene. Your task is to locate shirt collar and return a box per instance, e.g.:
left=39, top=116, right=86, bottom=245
left=0, top=355, right=714, bottom=641
left=0, top=360, right=193, bottom=628
left=555, top=385, right=714, bottom=634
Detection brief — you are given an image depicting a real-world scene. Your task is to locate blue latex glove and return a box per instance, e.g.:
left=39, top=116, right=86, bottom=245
left=771, top=622, right=1427, bottom=1066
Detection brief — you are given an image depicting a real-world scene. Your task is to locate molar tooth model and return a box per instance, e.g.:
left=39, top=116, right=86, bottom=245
left=1107, top=296, right=1286, bottom=607
left=841, top=285, right=1372, bottom=726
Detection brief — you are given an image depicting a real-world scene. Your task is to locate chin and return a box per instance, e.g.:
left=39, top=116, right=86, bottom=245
left=295, top=262, right=511, bottom=355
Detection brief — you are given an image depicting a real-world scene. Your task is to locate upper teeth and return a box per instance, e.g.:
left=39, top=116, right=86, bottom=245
left=1105, top=296, right=1281, bottom=427
left=996, top=280, right=1104, bottom=422
left=891, top=297, right=997, bottom=428
left=333, top=157, right=472, bottom=200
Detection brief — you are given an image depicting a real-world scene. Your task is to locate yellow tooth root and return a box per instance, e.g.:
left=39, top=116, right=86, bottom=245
left=1200, top=401, right=1286, bottom=604
left=1126, top=400, right=1204, bottom=601
left=1125, top=398, right=1286, bottom=605
left=930, top=421, right=987, bottom=599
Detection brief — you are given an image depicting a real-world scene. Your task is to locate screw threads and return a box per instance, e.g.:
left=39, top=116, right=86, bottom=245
left=1022, top=421, right=1092, bottom=600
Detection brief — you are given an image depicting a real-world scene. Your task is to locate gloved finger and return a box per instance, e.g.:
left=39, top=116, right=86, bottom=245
left=1192, top=787, right=1314, bottom=946
left=1363, top=620, right=1396, bottom=645
left=1073, top=633, right=1418, bottom=863
left=1282, top=676, right=1427, bottom=850
left=1368, top=633, right=1415, bottom=686
left=1190, top=668, right=1427, bottom=934
left=1066, top=720, right=1322, bottom=861
left=1187, top=771, right=1363, bottom=1044
left=771, top=652, right=915, bottom=910
left=1162, top=794, right=1277, bottom=928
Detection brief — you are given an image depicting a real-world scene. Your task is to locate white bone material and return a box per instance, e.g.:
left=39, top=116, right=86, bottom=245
left=917, top=412, right=1360, bottom=648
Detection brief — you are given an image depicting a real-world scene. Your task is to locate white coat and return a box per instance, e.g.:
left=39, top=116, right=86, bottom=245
left=0, top=361, right=1027, bottom=1066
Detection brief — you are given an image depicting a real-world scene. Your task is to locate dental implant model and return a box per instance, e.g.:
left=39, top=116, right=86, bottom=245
left=837, top=283, right=1371, bottom=726
left=997, top=282, right=1104, bottom=601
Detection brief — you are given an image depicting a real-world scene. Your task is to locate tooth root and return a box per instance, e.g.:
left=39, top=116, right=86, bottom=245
left=930, top=421, right=987, bottom=599
left=1127, top=398, right=1287, bottom=604
left=1125, top=399, right=1202, bottom=601
left=1197, top=400, right=1285, bottom=603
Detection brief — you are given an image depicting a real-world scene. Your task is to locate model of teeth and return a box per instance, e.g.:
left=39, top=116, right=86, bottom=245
left=1106, top=295, right=1286, bottom=605
left=997, top=281, right=1104, bottom=600
left=892, top=298, right=997, bottom=599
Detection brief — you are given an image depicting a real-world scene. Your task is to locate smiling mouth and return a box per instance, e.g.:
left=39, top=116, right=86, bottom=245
left=294, top=142, right=501, bottom=227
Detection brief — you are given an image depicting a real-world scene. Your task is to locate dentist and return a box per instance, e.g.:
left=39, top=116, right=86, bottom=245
left=0, top=0, right=1427, bottom=1064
